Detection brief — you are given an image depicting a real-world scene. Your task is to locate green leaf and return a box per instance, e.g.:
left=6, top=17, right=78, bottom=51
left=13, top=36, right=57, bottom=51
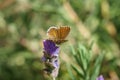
left=90, top=53, right=104, bottom=80
left=71, top=64, right=84, bottom=79
left=78, top=44, right=88, bottom=72
left=70, top=44, right=84, bottom=72
left=66, top=63, right=76, bottom=80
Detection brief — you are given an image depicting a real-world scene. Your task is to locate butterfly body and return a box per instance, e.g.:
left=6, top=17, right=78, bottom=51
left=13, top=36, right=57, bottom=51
left=52, top=39, right=68, bottom=44
left=47, top=26, right=70, bottom=44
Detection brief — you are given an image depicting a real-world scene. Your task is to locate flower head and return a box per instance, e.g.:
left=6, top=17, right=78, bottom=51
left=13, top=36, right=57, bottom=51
left=43, top=40, right=60, bottom=57
left=96, top=75, right=104, bottom=80
left=42, top=55, right=60, bottom=78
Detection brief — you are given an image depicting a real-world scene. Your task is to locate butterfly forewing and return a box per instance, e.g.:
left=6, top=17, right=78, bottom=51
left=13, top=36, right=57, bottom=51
left=47, top=27, right=58, bottom=40
left=59, top=26, right=70, bottom=39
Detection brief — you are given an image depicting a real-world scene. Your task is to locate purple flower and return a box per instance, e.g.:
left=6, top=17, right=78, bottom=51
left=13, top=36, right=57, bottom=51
left=96, top=75, right=104, bottom=80
left=41, top=56, right=46, bottom=62
left=53, top=59, right=59, bottom=68
left=42, top=39, right=60, bottom=78
left=51, top=57, right=59, bottom=68
left=43, top=40, right=59, bottom=57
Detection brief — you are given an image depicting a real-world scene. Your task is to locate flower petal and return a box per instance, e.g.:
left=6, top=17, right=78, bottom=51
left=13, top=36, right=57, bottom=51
left=43, top=40, right=59, bottom=56
left=96, top=75, right=104, bottom=80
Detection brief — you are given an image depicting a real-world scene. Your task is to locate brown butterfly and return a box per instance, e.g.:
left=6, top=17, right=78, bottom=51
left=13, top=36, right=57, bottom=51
left=47, top=26, right=70, bottom=44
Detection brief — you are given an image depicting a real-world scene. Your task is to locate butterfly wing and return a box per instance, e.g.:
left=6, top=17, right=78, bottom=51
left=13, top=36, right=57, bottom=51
left=58, top=26, right=70, bottom=40
left=47, top=26, right=70, bottom=44
left=47, top=27, right=59, bottom=40
left=54, top=26, right=70, bottom=44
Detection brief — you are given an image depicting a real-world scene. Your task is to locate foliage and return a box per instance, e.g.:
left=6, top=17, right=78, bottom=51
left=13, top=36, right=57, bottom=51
left=0, top=0, right=120, bottom=80
left=69, top=44, right=104, bottom=80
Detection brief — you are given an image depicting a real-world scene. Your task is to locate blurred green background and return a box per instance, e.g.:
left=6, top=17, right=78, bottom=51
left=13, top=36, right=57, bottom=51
left=0, top=0, right=120, bottom=80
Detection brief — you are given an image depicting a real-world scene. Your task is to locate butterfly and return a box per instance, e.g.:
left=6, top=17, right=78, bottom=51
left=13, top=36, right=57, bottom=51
left=47, top=26, right=70, bottom=44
